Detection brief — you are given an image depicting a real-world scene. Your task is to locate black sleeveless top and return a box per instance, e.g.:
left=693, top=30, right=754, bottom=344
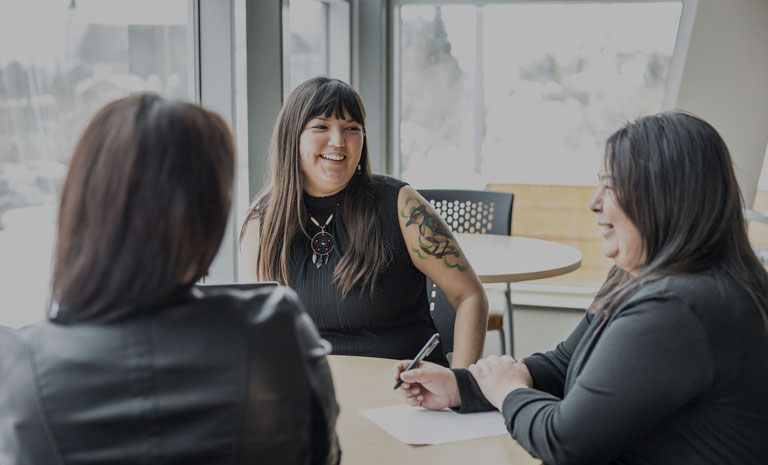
left=289, top=175, right=448, bottom=366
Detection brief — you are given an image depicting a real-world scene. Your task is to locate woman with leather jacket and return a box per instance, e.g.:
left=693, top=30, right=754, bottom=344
left=0, top=94, right=340, bottom=465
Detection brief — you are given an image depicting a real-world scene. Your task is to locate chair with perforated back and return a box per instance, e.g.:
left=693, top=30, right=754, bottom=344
left=418, top=189, right=514, bottom=357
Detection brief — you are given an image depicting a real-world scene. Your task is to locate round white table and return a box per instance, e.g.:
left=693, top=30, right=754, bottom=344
left=454, top=233, right=583, bottom=284
left=452, top=233, right=582, bottom=355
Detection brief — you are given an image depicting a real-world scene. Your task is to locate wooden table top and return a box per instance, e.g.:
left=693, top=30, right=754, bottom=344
left=328, top=355, right=542, bottom=465
left=455, top=233, right=582, bottom=284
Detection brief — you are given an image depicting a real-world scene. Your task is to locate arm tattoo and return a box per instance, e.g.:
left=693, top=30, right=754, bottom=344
left=400, top=197, right=467, bottom=272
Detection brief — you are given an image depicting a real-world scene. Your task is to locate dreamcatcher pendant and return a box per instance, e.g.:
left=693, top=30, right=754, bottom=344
left=309, top=212, right=335, bottom=269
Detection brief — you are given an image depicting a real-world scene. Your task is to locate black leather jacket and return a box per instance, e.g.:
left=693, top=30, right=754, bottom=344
left=0, top=286, right=340, bottom=465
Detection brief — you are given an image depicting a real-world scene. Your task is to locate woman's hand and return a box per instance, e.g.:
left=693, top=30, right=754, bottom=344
left=393, top=360, right=460, bottom=410
left=469, top=355, right=533, bottom=410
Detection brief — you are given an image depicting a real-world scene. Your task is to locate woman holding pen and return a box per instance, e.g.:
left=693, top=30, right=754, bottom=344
left=394, top=112, right=768, bottom=464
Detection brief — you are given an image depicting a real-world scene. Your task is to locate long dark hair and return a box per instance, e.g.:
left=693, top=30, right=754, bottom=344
left=591, top=111, right=768, bottom=327
left=241, top=77, right=390, bottom=297
left=52, top=94, right=235, bottom=322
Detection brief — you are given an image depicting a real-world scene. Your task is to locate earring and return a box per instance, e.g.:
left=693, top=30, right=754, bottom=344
left=357, top=164, right=362, bottom=175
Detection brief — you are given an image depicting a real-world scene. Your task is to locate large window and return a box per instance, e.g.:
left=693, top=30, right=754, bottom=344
left=395, top=1, right=685, bottom=286
left=283, top=0, right=351, bottom=93
left=0, top=0, right=194, bottom=327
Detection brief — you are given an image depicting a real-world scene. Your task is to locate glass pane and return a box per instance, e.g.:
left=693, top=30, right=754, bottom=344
left=399, top=5, right=477, bottom=185
left=287, top=0, right=326, bottom=91
left=482, top=2, right=681, bottom=186
left=399, top=2, right=682, bottom=187
left=0, top=0, right=192, bottom=327
left=285, top=0, right=351, bottom=93
left=398, top=2, right=683, bottom=286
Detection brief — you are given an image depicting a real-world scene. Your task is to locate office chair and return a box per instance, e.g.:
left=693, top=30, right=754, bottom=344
left=419, top=189, right=514, bottom=356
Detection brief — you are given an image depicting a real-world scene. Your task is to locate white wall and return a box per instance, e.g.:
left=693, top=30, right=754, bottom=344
left=483, top=308, right=584, bottom=358
left=675, top=0, right=768, bottom=207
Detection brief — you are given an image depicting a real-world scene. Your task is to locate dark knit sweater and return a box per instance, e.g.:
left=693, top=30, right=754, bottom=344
left=289, top=175, right=447, bottom=365
left=455, top=273, right=768, bottom=464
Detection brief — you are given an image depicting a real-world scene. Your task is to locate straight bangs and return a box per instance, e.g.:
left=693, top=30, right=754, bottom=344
left=305, top=80, right=366, bottom=126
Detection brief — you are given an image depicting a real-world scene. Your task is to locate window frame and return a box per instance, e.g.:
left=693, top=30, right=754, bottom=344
left=385, top=0, right=699, bottom=303
left=0, top=0, right=203, bottom=321
left=388, top=0, right=698, bottom=179
left=197, top=0, right=239, bottom=284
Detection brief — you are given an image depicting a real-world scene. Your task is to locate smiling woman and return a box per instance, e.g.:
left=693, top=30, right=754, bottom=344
left=590, top=172, right=643, bottom=275
left=393, top=112, right=768, bottom=465
left=240, top=77, right=489, bottom=368
left=299, top=112, right=364, bottom=197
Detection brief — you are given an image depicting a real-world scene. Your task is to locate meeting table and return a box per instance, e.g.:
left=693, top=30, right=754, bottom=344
left=328, top=355, right=544, bottom=465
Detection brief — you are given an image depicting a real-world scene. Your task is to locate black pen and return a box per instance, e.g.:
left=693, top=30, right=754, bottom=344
left=393, top=333, right=441, bottom=390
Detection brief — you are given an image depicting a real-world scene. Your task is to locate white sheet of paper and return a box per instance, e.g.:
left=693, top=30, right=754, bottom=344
left=359, top=404, right=508, bottom=445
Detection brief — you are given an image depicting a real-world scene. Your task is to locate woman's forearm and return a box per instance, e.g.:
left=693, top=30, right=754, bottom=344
left=450, top=293, right=489, bottom=368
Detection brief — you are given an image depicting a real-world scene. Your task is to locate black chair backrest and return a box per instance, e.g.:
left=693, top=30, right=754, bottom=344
left=418, top=189, right=513, bottom=236
left=418, top=189, right=514, bottom=356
